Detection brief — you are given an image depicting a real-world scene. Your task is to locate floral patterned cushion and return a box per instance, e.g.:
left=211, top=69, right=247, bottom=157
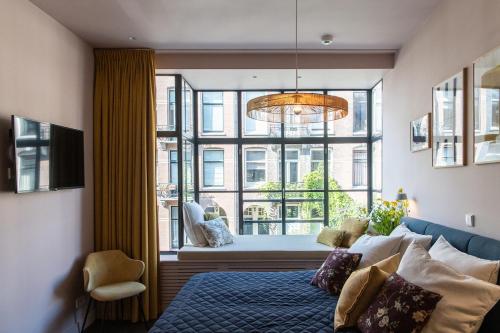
left=357, top=273, right=442, bottom=333
left=198, top=218, right=233, bottom=247
left=311, top=249, right=362, bottom=295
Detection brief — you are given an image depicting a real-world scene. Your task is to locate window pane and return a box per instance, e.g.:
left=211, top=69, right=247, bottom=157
left=328, top=191, right=368, bottom=228
left=327, top=91, right=368, bottom=136
left=182, top=140, right=194, bottom=202
left=199, top=145, right=237, bottom=190
left=156, top=76, right=176, bottom=131
left=199, top=192, right=238, bottom=234
left=328, top=143, right=368, bottom=190
left=242, top=91, right=281, bottom=137
left=199, top=91, right=237, bottom=137
left=243, top=200, right=282, bottom=235
left=243, top=144, right=280, bottom=190
left=182, top=79, right=194, bottom=138
left=373, top=139, right=382, bottom=191
left=284, top=91, right=326, bottom=137
left=156, top=137, right=178, bottom=251
left=284, top=144, right=324, bottom=190
left=372, top=81, right=383, bottom=137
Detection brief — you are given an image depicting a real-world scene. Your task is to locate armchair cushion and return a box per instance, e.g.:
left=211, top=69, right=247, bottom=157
left=91, top=281, right=146, bottom=302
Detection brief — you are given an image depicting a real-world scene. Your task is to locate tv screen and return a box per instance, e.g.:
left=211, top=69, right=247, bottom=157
left=11, top=116, right=84, bottom=193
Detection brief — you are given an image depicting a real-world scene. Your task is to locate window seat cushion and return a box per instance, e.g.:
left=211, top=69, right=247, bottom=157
left=177, top=235, right=335, bottom=261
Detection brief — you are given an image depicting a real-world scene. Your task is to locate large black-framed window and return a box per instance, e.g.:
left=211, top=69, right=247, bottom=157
left=156, top=75, right=383, bottom=252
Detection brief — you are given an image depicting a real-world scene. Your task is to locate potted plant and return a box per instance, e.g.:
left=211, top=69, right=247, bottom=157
left=369, top=189, right=407, bottom=235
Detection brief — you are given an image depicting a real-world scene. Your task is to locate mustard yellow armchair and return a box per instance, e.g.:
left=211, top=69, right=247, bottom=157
left=81, top=250, right=148, bottom=332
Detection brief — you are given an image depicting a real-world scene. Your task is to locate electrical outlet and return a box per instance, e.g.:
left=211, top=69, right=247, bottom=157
left=75, top=295, right=86, bottom=310
left=465, top=214, right=475, bottom=227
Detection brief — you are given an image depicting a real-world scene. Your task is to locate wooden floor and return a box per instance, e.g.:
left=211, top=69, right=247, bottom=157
left=85, top=320, right=155, bottom=333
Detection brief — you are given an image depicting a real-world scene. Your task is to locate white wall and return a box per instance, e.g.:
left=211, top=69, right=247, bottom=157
left=0, top=0, right=94, bottom=332
left=383, top=0, right=500, bottom=239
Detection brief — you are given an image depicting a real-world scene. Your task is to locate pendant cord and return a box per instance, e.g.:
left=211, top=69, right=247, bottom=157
left=295, top=0, right=298, bottom=93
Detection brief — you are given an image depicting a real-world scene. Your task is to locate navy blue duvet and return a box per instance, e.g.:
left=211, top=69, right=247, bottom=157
left=150, top=270, right=357, bottom=333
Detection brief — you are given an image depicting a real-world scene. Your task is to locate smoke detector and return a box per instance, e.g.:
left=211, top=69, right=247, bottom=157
left=321, top=34, right=333, bottom=46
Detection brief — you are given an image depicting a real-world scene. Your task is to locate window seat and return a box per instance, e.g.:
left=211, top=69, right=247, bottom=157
left=178, top=234, right=334, bottom=261
left=159, top=235, right=331, bottom=309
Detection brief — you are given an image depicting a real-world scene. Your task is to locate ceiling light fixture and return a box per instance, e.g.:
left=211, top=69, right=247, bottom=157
left=246, top=0, right=347, bottom=124
left=128, top=36, right=136, bottom=41
left=321, top=34, right=334, bottom=46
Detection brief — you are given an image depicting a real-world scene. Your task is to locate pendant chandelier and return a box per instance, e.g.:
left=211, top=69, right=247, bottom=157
left=246, top=0, right=348, bottom=124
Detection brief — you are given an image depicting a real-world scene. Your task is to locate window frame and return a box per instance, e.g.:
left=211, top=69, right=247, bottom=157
left=156, top=78, right=381, bottom=253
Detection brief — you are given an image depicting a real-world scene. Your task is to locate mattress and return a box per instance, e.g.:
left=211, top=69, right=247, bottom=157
left=178, top=235, right=334, bottom=261
left=150, top=270, right=356, bottom=333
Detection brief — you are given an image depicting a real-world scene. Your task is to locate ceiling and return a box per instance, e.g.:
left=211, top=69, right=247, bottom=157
left=31, top=0, right=441, bottom=50
left=157, top=69, right=388, bottom=90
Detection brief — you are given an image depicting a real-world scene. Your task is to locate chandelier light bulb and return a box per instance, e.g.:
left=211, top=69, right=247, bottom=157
left=293, top=105, right=303, bottom=115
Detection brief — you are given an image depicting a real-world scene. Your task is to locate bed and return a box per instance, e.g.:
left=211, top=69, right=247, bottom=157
left=150, top=269, right=357, bottom=333
left=152, top=218, right=500, bottom=333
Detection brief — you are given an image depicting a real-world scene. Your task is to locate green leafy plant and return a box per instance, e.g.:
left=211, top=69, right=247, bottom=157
left=369, top=190, right=407, bottom=235
left=259, top=165, right=366, bottom=229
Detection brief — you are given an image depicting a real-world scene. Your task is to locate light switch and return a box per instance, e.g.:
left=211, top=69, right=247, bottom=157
left=465, top=214, right=475, bottom=227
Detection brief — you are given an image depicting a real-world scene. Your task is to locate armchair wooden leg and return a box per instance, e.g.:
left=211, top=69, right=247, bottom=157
left=81, top=298, right=93, bottom=333
left=99, top=301, right=107, bottom=333
left=138, top=294, right=149, bottom=331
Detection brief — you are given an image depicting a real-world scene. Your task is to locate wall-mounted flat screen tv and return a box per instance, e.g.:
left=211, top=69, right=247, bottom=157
left=11, top=116, right=84, bottom=193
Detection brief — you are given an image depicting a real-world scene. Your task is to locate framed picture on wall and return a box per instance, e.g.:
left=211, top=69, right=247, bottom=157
left=410, top=113, right=431, bottom=152
left=432, top=69, right=466, bottom=168
left=473, top=45, right=500, bottom=164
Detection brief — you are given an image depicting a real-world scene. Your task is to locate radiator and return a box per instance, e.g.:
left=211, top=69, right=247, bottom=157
left=159, top=259, right=323, bottom=310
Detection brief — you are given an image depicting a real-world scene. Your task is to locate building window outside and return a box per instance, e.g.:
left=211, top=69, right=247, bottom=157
left=170, top=206, right=179, bottom=249
left=169, top=150, right=178, bottom=185
left=168, top=88, right=176, bottom=130
left=202, top=92, right=224, bottom=133
left=487, top=89, right=499, bottom=131
left=353, top=91, right=367, bottom=133
left=352, top=147, right=367, bottom=187
left=245, top=149, right=266, bottom=186
left=203, top=149, right=224, bottom=187
left=310, top=148, right=323, bottom=172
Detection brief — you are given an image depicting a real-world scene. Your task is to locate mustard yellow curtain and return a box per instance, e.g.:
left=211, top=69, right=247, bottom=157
left=93, top=49, right=158, bottom=321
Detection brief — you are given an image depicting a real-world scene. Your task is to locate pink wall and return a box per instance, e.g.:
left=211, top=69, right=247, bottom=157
left=0, top=0, right=94, bottom=332
left=382, top=0, right=500, bottom=239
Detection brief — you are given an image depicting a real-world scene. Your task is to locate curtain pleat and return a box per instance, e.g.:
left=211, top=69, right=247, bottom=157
left=93, top=48, right=159, bottom=321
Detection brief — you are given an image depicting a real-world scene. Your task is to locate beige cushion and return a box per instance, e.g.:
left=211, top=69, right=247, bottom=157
left=397, top=242, right=500, bottom=333
left=90, top=281, right=146, bottom=302
left=178, top=235, right=334, bottom=261
left=429, top=235, right=500, bottom=284
left=339, top=218, right=369, bottom=247
left=334, top=254, right=401, bottom=331
left=390, top=224, right=433, bottom=255
left=348, top=234, right=403, bottom=269
left=317, top=228, right=345, bottom=247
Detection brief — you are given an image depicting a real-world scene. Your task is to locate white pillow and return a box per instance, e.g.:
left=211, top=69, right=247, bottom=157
left=182, top=202, right=208, bottom=247
left=348, top=234, right=403, bottom=269
left=397, top=242, right=500, bottom=333
left=429, top=235, right=500, bottom=284
left=390, top=224, right=432, bottom=255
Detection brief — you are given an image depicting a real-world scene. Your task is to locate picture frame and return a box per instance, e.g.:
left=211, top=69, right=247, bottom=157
left=473, top=45, right=500, bottom=164
left=432, top=69, right=466, bottom=168
left=410, top=113, right=431, bottom=152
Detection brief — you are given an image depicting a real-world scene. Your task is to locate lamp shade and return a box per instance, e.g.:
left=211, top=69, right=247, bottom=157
left=481, top=65, right=500, bottom=89
left=396, top=192, right=408, bottom=201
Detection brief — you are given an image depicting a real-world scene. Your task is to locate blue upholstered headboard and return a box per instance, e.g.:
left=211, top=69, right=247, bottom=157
left=402, top=217, right=500, bottom=332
